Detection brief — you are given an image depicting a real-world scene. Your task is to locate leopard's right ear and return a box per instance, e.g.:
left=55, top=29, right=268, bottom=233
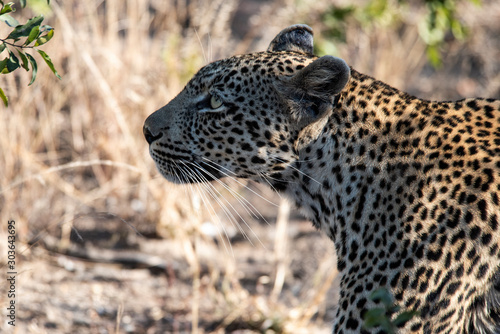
left=267, top=24, right=314, bottom=54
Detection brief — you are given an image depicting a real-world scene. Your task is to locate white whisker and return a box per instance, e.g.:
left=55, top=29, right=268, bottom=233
left=208, top=32, right=213, bottom=63
left=188, top=161, right=267, bottom=248
left=200, top=157, right=279, bottom=207
left=257, top=172, right=283, bottom=199
left=176, top=162, right=235, bottom=256
left=268, top=154, right=322, bottom=186
left=194, top=28, right=207, bottom=64
left=196, top=160, right=270, bottom=223
left=179, top=161, right=253, bottom=244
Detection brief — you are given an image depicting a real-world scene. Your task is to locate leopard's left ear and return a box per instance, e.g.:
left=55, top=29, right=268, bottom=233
left=276, top=55, right=351, bottom=123
left=267, top=24, right=314, bottom=54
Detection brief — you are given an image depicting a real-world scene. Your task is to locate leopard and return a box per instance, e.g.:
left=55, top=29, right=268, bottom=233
left=143, top=24, right=500, bottom=333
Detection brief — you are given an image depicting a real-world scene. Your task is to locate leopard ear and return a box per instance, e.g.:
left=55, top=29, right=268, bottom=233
left=276, top=55, right=351, bottom=122
left=267, top=24, right=314, bottom=54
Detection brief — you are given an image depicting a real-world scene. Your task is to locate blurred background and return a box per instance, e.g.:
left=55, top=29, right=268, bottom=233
left=0, top=0, right=499, bottom=333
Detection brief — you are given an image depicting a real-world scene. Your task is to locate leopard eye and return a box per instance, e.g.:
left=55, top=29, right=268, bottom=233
left=210, top=95, right=223, bottom=109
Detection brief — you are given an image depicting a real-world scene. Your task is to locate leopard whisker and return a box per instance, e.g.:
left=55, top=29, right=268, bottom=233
left=194, top=28, right=208, bottom=65
left=188, top=161, right=260, bottom=236
left=269, top=154, right=322, bottom=186
left=178, top=161, right=252, bottom=241
left=208, top=32, right=213, bottom=63
left=257, top=172, right=284, bottom=198
left=189, top=161, right=266, bottom=247
left=197, top=159, right=271, bottom=223
left=200, top=156, right=279, bottom=207
left=176, top=162, right=235, bottom=255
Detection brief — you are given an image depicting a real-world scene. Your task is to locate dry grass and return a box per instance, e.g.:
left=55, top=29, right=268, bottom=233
left=0, top=0, right=499, bottom=333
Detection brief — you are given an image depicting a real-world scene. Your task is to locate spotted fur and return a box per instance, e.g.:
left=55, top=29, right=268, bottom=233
left=144, top=24, right=500, bottom=333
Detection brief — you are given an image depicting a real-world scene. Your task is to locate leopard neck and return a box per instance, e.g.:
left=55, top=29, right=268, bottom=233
left=283, top=69, right=434, bottom=268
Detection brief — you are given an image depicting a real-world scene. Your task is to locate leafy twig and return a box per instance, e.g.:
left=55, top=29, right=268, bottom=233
left=0, top=0, right=59, bottom=106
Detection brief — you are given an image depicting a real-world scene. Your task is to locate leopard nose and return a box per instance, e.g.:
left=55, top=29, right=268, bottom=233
left=143, top=124, right=163, bottom=145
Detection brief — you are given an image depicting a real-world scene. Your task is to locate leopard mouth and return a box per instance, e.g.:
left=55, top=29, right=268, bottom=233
left=150, top=149, right=222, bottom=184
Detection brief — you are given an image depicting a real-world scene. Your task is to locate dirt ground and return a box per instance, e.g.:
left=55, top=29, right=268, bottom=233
left=5, top=194, right=338, bottom=334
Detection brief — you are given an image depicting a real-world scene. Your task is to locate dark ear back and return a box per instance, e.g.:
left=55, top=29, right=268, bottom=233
left=276, top=55, right=350, bottom=122
left=267, top=24, right=314, bottom=54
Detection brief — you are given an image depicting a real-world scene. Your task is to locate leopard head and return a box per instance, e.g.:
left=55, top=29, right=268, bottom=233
left=143, top=24, right=350, bottom=184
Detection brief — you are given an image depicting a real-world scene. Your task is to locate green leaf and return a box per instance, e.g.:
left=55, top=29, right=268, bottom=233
left=34, top=28, right=53, bottom=46
left=20, top=0, right=26, bottom=8
left=0, top=13, right=18, bottom=27
left=3, top=50, right=19, bottom=73
left=370, top=288, right=394, bottom=307
left=0, top=2, right=15, bottom=15
left=363, top=308, right=386, bottom=328
left=426, top=44, right=442, bottom=68
left=36, top=49, right=60, bottom=79
left=40, top=24, right=54, bottom=32
left=364, top=0, right=388, bottom=20
left=17, top=49, right=28, bottom=71
left=26, top=52, right=37, bottom=85
left=0, top=87, right=8, bottom=106
left=25, top=25, right=40, bottom=46
left=363, top=308, right=395, bottom=333
left=0, top=56, right=8, bottom=72
left=392, top=311, right=419, bottom=327
left=0, top=42, right=6, bottom=53
left=450, top=18, right=466, bottom=40
left=7, top=15, right=44, bottom=40
left=388, top=304, right=401, bottom=314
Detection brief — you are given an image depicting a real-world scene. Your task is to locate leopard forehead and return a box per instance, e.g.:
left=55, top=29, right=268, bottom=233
left=186, top=51, right=315, bottom=92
